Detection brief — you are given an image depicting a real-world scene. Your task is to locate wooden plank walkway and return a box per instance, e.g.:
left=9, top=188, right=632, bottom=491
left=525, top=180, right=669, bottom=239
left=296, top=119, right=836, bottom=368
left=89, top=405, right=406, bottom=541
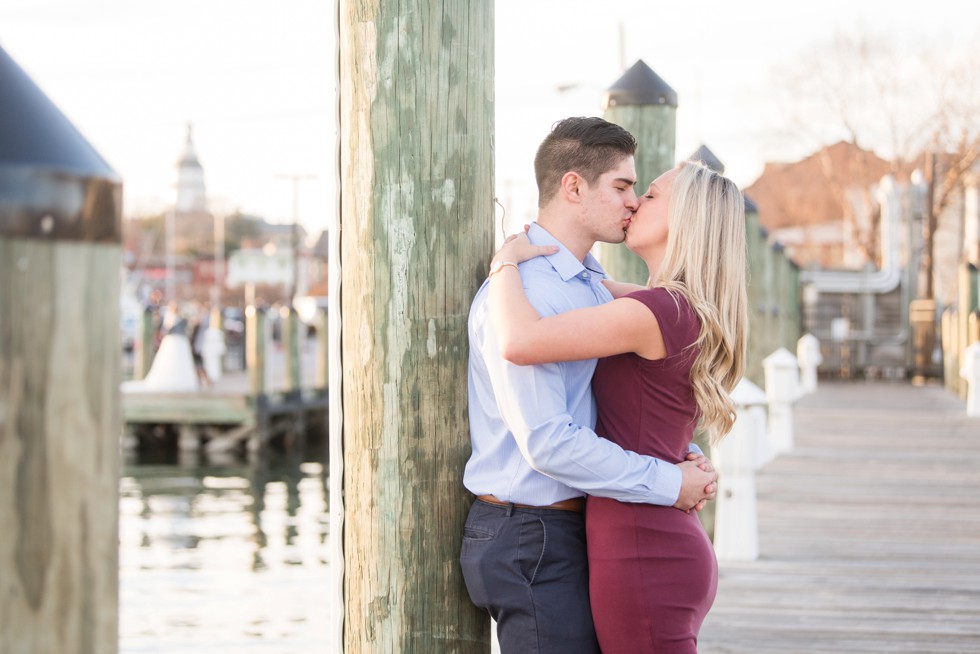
left=700, top=381, right=980, bottom=653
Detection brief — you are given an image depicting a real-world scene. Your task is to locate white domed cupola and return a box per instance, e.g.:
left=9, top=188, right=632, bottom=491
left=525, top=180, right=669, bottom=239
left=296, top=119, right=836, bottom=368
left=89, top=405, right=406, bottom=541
left=175, top=123, right=206, bottom=213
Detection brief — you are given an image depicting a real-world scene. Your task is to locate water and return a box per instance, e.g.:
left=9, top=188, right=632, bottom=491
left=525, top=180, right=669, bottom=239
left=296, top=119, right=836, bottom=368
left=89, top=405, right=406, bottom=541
left=118, top=444, right=331, bottom=653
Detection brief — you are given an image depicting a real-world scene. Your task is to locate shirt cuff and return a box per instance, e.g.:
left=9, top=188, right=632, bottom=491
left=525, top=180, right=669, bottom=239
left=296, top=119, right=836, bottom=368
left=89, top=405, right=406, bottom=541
left=650, top=461, right=682, bottom=506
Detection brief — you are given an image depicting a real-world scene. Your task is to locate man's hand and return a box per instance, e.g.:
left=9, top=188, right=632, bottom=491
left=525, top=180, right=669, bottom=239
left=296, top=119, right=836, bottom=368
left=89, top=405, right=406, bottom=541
left=673, top=454, right=718, bottom=513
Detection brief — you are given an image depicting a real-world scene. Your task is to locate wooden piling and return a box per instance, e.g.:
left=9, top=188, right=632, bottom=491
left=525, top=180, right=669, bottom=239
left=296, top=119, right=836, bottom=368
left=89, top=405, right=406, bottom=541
left=743, top=198, right=767, bottom=385
left=134, top=305, right=155, bottom=380
left=246, top=305, right=267, bottom=396
left=338, top=0, right=493, bottom=650
left=281, top=306, right=304, bottom=443
left=315, top=307, right=328, bottom=390
left=281, top=306, right=301, bottom=393
left=0, top=45, right=120, bottom=654
left=598, top=60, right=678, bottom=284
left=246, top=305, right=268, bottom=439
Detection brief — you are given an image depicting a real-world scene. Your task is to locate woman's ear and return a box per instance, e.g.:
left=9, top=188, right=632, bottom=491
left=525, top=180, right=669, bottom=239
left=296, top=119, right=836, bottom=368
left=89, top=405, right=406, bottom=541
left=559, top=171, right=584, bottom=203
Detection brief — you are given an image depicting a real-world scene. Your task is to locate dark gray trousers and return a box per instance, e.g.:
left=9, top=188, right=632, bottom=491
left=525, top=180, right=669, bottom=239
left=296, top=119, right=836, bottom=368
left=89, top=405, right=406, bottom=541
left=459, top=498, right=600, bottom=653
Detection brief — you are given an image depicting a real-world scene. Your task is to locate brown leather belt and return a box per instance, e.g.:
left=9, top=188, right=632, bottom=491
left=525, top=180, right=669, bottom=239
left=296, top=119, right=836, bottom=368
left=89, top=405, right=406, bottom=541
left=477, top=494, right=584, bottom=513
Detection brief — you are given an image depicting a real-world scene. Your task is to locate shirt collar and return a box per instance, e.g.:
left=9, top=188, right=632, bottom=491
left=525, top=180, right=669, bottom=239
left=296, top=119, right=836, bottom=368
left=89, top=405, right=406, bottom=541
left=527, top=223, right=608, bottom=282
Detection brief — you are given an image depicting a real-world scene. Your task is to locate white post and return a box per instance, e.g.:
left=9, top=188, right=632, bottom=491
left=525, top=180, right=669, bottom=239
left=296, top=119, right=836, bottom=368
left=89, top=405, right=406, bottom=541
left=797, top=333, right=823, bottom=395
left=764, top=347, right=800, bottom=454
left=960, top=342, right=980, bottom=417
left=713, top=379, right=768, bottom=562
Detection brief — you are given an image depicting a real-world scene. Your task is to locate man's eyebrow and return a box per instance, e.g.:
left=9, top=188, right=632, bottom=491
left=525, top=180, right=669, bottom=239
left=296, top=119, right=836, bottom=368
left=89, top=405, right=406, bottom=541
left=614, top=177, right=638, bottom=186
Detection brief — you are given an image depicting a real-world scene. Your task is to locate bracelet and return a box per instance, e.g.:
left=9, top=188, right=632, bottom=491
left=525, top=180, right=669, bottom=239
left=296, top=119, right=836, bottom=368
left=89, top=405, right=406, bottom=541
left=488, top=260, right=519, bottom=278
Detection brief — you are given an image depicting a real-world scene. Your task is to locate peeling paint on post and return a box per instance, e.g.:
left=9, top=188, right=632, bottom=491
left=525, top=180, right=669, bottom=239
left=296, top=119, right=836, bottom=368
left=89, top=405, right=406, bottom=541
left=338, top=1, right=493, bottom=651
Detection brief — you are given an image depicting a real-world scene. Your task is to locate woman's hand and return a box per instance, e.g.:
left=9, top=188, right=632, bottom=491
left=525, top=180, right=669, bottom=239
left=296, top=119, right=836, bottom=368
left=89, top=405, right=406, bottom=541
left=491, top=232, right=558, bottom=267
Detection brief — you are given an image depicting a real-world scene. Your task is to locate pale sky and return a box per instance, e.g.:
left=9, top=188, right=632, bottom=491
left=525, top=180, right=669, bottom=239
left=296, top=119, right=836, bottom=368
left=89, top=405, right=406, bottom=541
left=1, top=0, right=977, bottom=238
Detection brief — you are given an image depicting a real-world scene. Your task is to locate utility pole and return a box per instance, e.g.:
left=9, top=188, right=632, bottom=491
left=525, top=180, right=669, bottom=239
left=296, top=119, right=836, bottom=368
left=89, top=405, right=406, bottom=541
left=276, top=173, right=316, bottom=304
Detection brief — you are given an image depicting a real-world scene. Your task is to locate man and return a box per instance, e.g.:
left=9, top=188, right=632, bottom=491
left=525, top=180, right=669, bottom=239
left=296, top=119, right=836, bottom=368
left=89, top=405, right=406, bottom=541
left=460, top=117, right=718, bottom=653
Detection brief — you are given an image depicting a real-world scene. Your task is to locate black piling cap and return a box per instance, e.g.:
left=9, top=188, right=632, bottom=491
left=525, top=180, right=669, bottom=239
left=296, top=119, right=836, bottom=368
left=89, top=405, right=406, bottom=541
left=603, top=60, right=678, bottom=110
left=0, top=45, right=121, bottom=242
left=688, top=145, right=724, bottom=173
left=0, top=46, right=117, bottom=177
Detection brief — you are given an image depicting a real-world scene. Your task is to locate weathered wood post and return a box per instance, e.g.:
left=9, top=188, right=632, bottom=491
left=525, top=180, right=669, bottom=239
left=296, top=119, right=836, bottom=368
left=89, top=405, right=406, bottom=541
left=246, top=305, right=267, bottom=396
left=942, top=307, right=960, bottom=393
left=279, top=306, right=304, bottom=444
left=281, top=306, right=301, bottom=394
left=336, top=1, right=493, bottom=651
left=246, top=305, right=268, bottom=446
left=598, top=59, right=678, bottom=284
left=315, top=307, right=328, bottom=391
left=774, top=242, right=802, bottom=350
left=134, top=305, right=156, bottom=380
left=743, top=195, right=768, bottom=385
left=313, top=309, right=330, bottom=393
left=0, top=45, right=120, bottom=654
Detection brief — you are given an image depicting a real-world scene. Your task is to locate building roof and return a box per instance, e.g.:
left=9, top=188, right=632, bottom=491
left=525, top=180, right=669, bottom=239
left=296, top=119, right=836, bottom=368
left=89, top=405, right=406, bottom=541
left=744, top=141, right=895, bottom=231
left=177, top=123, right=203, bottom=169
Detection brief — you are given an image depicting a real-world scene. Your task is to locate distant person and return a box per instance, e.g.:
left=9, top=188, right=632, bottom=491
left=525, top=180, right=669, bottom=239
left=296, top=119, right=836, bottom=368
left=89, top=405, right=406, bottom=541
left=488, top=159, right=748, bottom=652
left=460, top=117, right=719, bottom=653
left=189, top=311, right=211, bottom=387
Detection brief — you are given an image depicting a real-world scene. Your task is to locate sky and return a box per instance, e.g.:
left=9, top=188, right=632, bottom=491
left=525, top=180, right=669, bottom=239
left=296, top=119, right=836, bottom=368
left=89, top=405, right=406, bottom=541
left=1, top=0, right=978, bottom=239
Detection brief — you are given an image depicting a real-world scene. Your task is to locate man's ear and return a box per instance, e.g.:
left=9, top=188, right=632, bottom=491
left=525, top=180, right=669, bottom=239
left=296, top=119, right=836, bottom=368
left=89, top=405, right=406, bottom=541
left=560, top=171, right=584, bottom=203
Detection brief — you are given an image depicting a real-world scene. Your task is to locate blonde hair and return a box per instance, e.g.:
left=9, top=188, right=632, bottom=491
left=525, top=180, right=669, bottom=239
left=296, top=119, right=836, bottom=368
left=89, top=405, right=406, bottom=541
left=653, top=161, right=748, bottom=443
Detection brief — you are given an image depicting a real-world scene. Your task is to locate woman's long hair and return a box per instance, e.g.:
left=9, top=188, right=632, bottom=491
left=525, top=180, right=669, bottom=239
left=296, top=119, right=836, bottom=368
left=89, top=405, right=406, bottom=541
left=653, top=161, right=748, bottom=443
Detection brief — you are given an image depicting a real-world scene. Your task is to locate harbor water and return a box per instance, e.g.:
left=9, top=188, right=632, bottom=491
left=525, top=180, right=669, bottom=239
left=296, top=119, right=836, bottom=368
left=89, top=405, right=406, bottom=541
left=118, top=442, right=331, bottom=653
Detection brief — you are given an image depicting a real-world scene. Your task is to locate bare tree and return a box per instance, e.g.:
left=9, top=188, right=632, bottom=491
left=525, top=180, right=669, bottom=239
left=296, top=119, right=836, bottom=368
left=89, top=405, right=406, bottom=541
left=765, top=29, right=980, bottom=274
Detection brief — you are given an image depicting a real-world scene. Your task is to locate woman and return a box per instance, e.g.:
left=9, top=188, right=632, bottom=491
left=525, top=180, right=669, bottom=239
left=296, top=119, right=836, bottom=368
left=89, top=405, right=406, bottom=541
left=487, top=160, right=748, bottom=653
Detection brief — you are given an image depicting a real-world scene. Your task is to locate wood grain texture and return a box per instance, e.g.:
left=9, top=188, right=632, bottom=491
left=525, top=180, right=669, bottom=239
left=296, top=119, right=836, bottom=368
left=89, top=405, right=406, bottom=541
left=0, top=239, right=120, bottom=654
left=339, top=1, right=494, bottom=651
left=699, top=381, right=980, bottom=653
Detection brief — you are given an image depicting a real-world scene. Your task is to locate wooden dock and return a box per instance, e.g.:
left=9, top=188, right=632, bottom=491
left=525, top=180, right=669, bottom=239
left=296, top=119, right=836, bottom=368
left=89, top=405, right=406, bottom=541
left=700, top=381, right=980, bottom=653
left=122, top=337, right=327, bottom=451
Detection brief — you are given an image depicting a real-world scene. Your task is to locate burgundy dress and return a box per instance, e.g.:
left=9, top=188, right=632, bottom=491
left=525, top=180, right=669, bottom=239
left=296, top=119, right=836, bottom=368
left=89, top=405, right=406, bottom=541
left=587, top=288, right=718, bottom=653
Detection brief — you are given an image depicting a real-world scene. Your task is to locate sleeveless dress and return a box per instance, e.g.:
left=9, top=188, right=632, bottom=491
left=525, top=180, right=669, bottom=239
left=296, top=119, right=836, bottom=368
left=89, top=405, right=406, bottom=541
left=587, top=288, right=718, bottom=653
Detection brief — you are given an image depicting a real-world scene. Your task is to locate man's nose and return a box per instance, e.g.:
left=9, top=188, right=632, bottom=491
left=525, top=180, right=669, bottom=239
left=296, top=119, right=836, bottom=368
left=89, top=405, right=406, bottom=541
left=626, top=190, right=639, bottom=210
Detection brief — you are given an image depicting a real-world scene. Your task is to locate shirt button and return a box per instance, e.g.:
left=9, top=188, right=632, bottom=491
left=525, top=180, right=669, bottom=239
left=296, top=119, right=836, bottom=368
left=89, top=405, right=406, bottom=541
left=580, top=271, right=590, bottom=281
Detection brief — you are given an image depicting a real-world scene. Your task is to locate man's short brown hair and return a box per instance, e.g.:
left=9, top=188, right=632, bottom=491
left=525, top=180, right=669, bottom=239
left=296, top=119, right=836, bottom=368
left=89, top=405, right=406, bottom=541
left=534, top=117, right=637, bottom=208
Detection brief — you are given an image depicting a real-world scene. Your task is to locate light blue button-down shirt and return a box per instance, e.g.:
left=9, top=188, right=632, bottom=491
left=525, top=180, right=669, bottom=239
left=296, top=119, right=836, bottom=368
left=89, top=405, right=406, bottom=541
left=463, top=223, right=683, bottom=506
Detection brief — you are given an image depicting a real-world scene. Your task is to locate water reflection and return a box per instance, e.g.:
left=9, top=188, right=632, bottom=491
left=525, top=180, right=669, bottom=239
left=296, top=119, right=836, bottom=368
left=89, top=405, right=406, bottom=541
left=119, top=445, right=329, bottom=653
